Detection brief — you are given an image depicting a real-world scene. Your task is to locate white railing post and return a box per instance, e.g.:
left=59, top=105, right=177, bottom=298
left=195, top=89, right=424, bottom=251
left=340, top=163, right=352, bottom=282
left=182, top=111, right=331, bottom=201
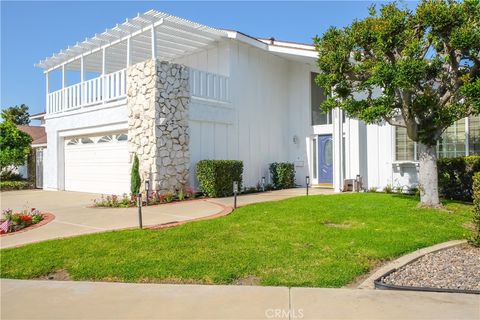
left=126, top=37, right=131, bottom=67
left=102, top=47, right=106, bottom=103
left=62, top=65, right=66, bottom=112
left=151, top=24, right=156, bottom=60
left=80, top=56, right=85, bottom=107
left=45, top=72, right=50, bottom=113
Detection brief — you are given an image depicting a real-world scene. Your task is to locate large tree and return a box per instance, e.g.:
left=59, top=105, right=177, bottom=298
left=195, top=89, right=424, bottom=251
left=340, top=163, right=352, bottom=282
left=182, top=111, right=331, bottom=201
left=314, top=0, right=480, bottom=207
left=1, top=104, right=30, bottom=125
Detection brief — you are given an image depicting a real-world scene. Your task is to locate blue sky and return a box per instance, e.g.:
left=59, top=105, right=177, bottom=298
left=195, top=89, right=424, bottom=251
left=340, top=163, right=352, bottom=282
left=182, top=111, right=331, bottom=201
left=1, top=1, right=417, bottom=116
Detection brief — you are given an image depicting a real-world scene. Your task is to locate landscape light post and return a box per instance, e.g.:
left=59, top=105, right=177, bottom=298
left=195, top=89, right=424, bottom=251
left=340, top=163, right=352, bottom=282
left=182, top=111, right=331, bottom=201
left=233, top=181, right=238, bottom=209
left=137, top=193, right=143, bottom=229
left=261, top=177, right=266, bottom=192
left=306, top=176, right=310, bottom=196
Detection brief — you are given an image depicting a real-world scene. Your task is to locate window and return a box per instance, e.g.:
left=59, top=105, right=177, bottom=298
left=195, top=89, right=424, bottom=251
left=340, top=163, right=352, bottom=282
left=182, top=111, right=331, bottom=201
left=80, top=137, right=94, bottom=144
left=311, top=72, right=332, bottom=125
left=66, top=138, right=79, bottom=145
left=438, top=118, right=466, bottom=158
left=395, top=116, right=480, bottom=161
left=469, top=116, right=480, bottom=155
left=116, top=133, right=128, bottom=141
left=98, top=135, right=113, bottom=143
left=395, top=127, right=416, bottom=161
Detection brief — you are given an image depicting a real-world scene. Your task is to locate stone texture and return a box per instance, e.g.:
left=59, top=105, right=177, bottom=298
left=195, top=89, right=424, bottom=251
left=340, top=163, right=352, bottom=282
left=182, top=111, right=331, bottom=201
left=127, top=59, right=190, bottom=193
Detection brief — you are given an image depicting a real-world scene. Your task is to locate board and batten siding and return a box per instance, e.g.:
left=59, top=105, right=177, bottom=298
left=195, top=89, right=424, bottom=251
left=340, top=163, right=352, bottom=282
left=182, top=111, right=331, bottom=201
left=187, top=40, right=292, bottom=189
left=173, top=40, right=230, bottom=76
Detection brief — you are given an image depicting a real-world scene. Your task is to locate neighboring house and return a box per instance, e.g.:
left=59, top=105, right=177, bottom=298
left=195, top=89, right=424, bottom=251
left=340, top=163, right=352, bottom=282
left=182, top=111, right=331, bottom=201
left=16, top=122, right=47, bottom=188
left=35, top=10, right=480, bottom=195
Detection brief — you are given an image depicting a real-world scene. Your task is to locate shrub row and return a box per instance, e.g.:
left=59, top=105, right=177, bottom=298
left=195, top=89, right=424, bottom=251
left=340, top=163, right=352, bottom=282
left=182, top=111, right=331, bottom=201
left=196, top=160, right=243, bottom=197
left=471, top=173, right=480, bottom=246
left=269, top=162, right=295, bottom=190
left=195, top=160, right=296, bottom=197
left=0, top=180, right=32, bottom=191
left=438, top=156, right=480, bottom=202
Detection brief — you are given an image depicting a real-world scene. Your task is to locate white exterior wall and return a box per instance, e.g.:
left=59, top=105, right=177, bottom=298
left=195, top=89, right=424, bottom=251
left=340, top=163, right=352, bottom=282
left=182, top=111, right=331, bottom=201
left=286, top=62, right=316, bottom=186
left=41, top=37, right=420, bottom=194
left=188, top=40, right=292, bottom=189
left=43, top=103, right=128, bottom=191
left=174, top=41, right=230, bottom=76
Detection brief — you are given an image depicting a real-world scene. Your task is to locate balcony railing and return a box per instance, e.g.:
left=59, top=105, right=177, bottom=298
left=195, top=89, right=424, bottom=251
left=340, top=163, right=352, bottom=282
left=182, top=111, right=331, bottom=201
left=46, top=67, right=230, bottom=115
left=47, top=69, right=127, bottom=114
left=189, top=69, right=230, bottom=103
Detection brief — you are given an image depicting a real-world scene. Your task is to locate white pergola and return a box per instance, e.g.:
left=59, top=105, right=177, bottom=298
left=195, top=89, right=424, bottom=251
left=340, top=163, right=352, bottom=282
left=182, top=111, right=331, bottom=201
left=36, top=10, right=227, bottom=89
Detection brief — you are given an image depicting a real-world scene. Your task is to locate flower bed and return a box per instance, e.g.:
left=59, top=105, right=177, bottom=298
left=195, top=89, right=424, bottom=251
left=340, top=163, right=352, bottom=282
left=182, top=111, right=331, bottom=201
left=92, top=187, right=196, bottom=208
left=0, top=208, right=44, bottom=234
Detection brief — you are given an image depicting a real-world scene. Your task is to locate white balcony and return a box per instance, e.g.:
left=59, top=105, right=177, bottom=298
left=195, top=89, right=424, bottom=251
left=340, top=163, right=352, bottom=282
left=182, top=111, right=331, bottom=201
left=47, top=69, right=127, bottom=114
left=46, top=67, right=229, bottom=114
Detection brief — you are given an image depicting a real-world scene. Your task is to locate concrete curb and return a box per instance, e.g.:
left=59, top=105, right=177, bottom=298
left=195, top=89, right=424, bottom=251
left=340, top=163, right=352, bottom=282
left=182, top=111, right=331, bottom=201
left=147, top=200, right=233, bottom=230
left=357, top=239, right=467, bottom=289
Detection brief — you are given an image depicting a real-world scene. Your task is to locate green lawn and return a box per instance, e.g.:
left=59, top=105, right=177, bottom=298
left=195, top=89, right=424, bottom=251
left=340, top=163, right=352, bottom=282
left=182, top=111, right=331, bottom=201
left=0, top=193, right=472, bottom=287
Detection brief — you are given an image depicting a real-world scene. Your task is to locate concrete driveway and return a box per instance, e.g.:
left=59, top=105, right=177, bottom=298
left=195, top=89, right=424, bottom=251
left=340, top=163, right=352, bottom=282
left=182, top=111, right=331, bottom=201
left=0, top=188, right=333, bottom=249
left=0, top=190, right=228, bottom=249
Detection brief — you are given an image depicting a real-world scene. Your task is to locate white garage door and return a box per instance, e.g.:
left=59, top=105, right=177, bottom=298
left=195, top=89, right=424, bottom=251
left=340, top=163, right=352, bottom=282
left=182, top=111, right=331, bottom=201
left=64, top=133, right=130, bottom=195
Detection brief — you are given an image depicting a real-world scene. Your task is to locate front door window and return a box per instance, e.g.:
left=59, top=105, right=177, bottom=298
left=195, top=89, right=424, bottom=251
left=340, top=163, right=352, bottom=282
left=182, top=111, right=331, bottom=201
left=318, top=135, right=333, bottom=184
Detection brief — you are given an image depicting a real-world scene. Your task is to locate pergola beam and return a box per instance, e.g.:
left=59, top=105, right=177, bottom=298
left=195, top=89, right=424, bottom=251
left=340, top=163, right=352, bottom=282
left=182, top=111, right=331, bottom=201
left=36, top=10, right=226, bottom=72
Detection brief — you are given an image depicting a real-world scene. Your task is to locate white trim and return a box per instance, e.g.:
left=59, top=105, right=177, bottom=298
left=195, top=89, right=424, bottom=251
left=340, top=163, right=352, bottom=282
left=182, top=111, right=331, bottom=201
left=45, top=98, right=126, bottom=120
left=58, top=122, right=128, bottom=138
left=267, top=44, right=318, bottom=59
left=32, top=143, right=47, bottom=148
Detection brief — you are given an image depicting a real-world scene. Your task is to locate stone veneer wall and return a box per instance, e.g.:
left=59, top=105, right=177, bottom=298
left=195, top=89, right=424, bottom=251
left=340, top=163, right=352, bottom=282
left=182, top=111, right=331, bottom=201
left=126, top=59, right=190, bottom=193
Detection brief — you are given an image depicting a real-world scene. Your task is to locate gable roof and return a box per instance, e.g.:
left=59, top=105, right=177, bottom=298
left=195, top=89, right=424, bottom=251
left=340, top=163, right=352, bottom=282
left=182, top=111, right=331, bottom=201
left=16, top=125, right=47, bottom=146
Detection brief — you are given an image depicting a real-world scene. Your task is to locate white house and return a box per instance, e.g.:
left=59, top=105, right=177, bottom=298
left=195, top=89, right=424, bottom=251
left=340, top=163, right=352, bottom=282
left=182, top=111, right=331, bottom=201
left=35, top=10, right=480, bottom=195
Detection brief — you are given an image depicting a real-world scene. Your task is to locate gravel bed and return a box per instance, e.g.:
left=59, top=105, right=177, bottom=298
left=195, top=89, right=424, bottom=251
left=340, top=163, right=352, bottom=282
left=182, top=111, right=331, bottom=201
left=382, top=244, right=480, bottom=291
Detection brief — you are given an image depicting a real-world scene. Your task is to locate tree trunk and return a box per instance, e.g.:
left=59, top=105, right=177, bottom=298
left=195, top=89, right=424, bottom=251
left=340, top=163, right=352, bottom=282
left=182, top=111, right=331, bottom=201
left=418, top=143, right=441, bottom=207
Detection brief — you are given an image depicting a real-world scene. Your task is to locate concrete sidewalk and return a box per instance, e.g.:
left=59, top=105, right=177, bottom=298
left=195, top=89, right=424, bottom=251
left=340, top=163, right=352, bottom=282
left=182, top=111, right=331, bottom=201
left=1, top=279, right=478, bottom=319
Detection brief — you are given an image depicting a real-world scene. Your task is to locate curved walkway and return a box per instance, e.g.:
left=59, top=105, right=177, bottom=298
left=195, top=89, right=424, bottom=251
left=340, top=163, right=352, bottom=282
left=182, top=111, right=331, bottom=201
left=0, top=190, right=229, bottom=249
left=0, top=188, right=332, bottom=249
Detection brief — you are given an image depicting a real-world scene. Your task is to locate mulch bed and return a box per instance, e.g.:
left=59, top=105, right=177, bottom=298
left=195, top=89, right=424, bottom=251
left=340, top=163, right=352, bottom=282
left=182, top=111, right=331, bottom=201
left=382, top=244, right=480, bottom=291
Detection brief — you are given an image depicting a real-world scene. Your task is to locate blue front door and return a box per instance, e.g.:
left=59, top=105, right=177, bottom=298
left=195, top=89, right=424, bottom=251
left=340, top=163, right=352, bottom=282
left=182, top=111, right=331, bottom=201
left=318, top=135, right=333, bottom=184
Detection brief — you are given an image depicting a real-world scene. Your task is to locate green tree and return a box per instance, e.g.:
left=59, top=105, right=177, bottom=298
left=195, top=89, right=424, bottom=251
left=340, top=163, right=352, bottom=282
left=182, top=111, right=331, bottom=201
left=130, top=154, right=141, bottom=195
left=1, top=104, right=30, bottom=125
left=0, top=120, right=32, bottom=171
left=314, top=0, right=480, bottom=207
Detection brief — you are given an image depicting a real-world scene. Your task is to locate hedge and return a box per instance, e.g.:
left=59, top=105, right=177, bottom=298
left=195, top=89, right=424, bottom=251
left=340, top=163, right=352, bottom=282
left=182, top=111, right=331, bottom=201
left=196, top=160, right=243, bottom=197
left=269, top=162, right=295, bottom=190
left=438, top=156, right=480, bottom=202
left=1, top=180, right=32, bottom=191
left=471, top=173, right=480, bottom=246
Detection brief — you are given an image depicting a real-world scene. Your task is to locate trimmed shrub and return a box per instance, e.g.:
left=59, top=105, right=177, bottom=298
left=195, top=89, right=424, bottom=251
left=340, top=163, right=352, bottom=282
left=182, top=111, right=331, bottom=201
left=269, top=162, right=295, bottom=190
left=471, top=173, right=480, bottom=246
left=196, top=160, right=243, bottom=197
left=130, top=154, right=141, bottom=195
left=0, top=180, right=32, bottom=191
left=438, top=156, right=480, bottom=202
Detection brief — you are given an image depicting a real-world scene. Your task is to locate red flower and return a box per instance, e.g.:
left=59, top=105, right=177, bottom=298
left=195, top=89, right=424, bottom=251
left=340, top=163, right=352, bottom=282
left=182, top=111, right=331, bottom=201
left=20, top=215, right=32, bottom=223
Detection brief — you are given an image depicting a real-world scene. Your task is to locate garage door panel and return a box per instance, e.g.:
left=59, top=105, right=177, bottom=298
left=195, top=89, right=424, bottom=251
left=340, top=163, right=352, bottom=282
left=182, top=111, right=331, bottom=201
left=64, top=133, right=130, bottom=195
